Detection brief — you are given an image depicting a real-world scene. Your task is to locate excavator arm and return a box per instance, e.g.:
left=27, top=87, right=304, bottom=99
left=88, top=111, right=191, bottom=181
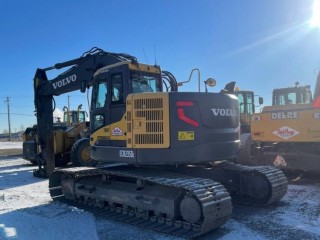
left=33, top=47, right=137, bottom=177
left=313, top=70, right=320, bottom=105
left=34, top=47, right=137, bottom=96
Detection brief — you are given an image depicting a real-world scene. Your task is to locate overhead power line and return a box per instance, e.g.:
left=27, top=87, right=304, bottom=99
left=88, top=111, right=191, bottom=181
left=0, top=113, right=34, bottom=116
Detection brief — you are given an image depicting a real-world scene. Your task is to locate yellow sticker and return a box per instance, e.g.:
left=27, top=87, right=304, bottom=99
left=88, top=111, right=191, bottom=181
left=178, top=131, right=195, bottom=141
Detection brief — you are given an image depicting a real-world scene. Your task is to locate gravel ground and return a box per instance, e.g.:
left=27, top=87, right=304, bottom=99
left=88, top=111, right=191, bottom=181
left=0, top=143, right=319, bottom=240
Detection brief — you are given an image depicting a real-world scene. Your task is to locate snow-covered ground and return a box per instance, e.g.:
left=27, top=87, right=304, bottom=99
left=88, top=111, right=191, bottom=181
left=0, top=142, right=22, bottom=150
left=0, top=142, right=319, bottom=240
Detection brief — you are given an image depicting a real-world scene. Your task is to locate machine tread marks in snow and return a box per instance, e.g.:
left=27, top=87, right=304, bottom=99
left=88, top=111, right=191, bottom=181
left=49, top=165, right=232, bottom=238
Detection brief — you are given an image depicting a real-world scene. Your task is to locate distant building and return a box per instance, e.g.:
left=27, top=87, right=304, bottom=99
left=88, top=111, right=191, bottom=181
left=0, top=132, right=23, bottom=140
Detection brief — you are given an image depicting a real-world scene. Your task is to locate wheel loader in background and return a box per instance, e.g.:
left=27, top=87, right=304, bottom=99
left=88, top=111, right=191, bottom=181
left=33, top=47, right=287, bottom=238
left=251, top=71, right=320, bottom=172
left=232, top=87, right=263, bottom=164
left=62, top=105, right=87, bottom=124
left=22, top=106, right=95, bottom=166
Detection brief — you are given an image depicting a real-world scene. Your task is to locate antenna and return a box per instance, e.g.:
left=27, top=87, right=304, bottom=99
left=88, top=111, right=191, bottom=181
left=154, top=44, right=157, bottom=65
left=143, top=49, right=148, bottom=64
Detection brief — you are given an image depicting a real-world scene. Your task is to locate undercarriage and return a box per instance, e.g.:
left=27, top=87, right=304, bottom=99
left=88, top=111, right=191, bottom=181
left=171, top=161, right=288, bottom=206
left=49, top=162, right=287, bottom=238
left=50, top=165, right=232, bottom=238
left=252, top=142, right=320, bottom=172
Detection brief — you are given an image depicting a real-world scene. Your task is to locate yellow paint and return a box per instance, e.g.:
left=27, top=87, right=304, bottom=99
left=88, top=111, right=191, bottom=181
left=94, top=62, right=160, bottom=77
left=251, top=104, right=320, bottom=142
left=91, top=93, right=170, bottom=149
left=90, top=114, right=127, bottom=145
left=127, top=93, right=170, bottom=148
left=128, top=63, right=160, bottom=74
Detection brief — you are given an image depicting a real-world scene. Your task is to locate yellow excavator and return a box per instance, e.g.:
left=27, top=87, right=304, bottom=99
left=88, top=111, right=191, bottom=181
left=33, top=47, right=287, bottom=238
left=251, top=71, right=320, bottom=172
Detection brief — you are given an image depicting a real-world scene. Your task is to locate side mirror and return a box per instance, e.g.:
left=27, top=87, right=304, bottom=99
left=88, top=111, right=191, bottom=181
left=259, top=97, right=264, bottom=105
left=80, top=81, right=87, bottom=93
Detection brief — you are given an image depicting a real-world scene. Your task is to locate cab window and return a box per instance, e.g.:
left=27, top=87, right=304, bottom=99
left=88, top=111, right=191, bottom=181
left=131, top=72, right=161, bottom=93
left=111, top=73, right=123, bottom=103
left=236, top=93, right=245, bottom=114
left=93, top=81, right=108, bottom=109
left=247, top=94, right=253, bottom=114
left=93, top=114, right=104, bottom=130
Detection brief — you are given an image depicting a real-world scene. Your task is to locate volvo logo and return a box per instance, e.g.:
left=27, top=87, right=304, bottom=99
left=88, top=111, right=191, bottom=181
left=52, top=74, right=77, bottom=89
left=211, top=108, right=236, bottom=117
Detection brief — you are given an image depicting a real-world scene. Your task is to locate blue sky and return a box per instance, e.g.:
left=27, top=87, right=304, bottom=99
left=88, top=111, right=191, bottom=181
left=1, top=0, right=320, bottom=133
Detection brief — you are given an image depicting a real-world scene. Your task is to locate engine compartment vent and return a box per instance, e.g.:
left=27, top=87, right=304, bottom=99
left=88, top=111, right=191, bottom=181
left=126, top=93, right=169, bottom=148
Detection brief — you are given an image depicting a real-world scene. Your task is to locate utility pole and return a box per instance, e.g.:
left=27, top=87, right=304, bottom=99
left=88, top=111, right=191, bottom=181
left=5, top=97, right=12, bottom=141
left=68, top=95, right=71, bottom=111
left=67, top=95, right=71, bottom=124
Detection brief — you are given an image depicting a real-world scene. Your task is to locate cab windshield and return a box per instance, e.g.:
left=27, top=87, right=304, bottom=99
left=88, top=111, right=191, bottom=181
left=273, top=87, right=313, bottom=106
left=234, top=92, right=254, bottom=114
left=131, top=71, right=162, bottom=93
left=64, top=111, right=86, bottom=123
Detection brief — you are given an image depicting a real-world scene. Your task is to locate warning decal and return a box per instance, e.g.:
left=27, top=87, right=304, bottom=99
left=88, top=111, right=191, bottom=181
left=112, top=127, right=123, bottom=136
left=178, top=131, right=195, bottom=141
left=273, top=155, right=287, bottom=167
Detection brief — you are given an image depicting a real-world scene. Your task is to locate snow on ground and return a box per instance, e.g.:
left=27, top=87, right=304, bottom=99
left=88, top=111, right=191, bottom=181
left=0, top=142, right=320, bottom=240
left=0, top=157, right=99, bottom=240
left=0, top=142, right=22, bottom=150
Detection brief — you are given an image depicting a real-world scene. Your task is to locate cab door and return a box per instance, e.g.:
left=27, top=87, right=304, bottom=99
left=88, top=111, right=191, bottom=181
left=90, top=73, right=112, bottom=146
left=109, top=72, right=127, bottom=147
left=90, top=69, right=128, bottom=147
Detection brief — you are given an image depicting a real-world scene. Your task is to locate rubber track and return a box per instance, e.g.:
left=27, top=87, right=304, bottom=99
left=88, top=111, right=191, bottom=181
left=49, top=166, right=232, bottom=238
left=219, top=162, right=288, bottom=205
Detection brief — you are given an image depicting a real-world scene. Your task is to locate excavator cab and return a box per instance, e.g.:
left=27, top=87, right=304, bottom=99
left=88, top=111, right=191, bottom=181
left=272, top=82, right=313, bottom=106
left=90, top=62, right=163, bottom=140
left=63, top=110, right=87, bottom=124
left=233, top=89, right=263, bottom=134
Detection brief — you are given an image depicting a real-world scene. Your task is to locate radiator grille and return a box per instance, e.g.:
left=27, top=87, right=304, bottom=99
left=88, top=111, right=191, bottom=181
left=127, top=93, right=169, bottom=148
left=134, top=98, right=163, bottom=109
left=136, top=110, right=163, bottom=121
left=134, top=134, right=164, bottom=145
